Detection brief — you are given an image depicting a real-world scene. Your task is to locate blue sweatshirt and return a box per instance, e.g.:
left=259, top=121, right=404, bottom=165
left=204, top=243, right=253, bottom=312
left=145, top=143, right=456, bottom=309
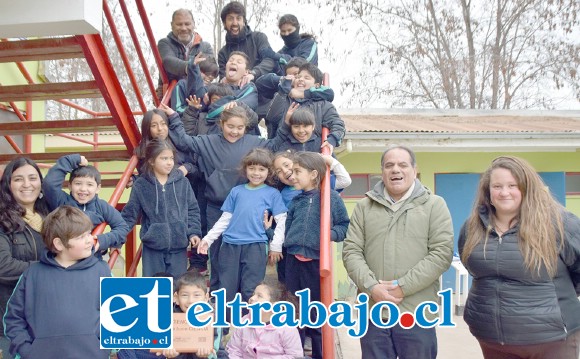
left=284, top=189, right=350, bottom=259
left=43, top=154, right=130, bottom=250
left=122, top=169, right=201, bottom=252
left=3, top=248, right=111, bottom=359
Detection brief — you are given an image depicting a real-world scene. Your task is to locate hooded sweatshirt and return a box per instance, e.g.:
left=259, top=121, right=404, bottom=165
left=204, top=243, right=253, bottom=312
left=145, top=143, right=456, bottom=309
left=168, top=113, right=269, bottom=207
left=43, top=154, right=130, bottom=250
left=3, top=248, right=111, bottom=359
left=122, top=168, right=201, bottom=251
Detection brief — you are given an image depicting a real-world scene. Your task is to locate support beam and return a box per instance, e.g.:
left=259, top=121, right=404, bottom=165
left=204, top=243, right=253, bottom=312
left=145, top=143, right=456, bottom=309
left=0, top=37, right=83, bottom=62
left=0, top=118, right=117, bottom=135
left=0, top=149, right=130, bottom=164
left=0, top=81, right=100, bottom=102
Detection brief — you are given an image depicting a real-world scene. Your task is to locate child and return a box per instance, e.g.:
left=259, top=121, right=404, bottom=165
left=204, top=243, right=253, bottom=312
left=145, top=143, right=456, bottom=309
left=270, top=105, right=322, bottom=153
left=198, top=148, right=287, bottom=305
left=134, top=109, right=197, bottom=179
left=42, top=154, right=129, bottom=255
left=182, top=83, right=260, bottom=137
left=268, top=150, right=352, bottom=284
left=171, top=54, right=219, bottom=114
left=226, top=277, right=303, bottom=358
left=284, top=152, right=350, bottom=359
left=166, top=103, right=271, bottom=292
left=122, top=138, right=201, bottom=277
left=255, top=57, right=307, bottom=101
left=265, top=63, right=343, bottom=145
left=162, top=271, right=227, bottom=359
left=4, top=205, right=111, bottom=359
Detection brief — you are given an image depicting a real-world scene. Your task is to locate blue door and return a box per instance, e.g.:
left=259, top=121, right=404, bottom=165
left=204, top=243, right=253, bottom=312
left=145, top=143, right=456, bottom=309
left=434, top=172, right=565, bottom=291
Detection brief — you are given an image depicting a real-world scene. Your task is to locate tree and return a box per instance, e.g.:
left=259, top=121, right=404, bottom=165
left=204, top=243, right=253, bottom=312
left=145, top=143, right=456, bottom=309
left=327, top=0, right=580, bottom=109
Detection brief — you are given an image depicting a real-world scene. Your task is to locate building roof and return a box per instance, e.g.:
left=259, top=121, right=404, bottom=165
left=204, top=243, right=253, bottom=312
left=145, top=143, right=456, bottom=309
left=337, top=110, right=580, bottom=153
left=340, top=110, right=580, bottom=134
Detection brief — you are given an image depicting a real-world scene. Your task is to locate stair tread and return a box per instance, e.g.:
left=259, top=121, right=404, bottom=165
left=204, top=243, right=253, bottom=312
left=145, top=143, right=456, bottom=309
left=0, top=81, right=101, bottom=102
left=0, top=118, right=117, bottom=135
left=0, top=149, right=130, bottom=164
left=0, top=37, right=83, bottom=63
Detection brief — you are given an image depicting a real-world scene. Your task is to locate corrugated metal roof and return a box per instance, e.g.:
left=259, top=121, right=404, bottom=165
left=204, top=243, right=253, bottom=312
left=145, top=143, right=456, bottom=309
left=341, top=114, right=580, bottom=133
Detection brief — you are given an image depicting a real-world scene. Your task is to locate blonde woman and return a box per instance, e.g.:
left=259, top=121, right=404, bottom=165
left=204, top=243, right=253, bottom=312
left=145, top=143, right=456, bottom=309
left=459, top=156, right=580, bottom=359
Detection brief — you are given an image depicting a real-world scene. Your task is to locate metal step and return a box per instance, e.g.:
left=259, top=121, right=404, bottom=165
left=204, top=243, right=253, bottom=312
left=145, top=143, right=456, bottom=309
left=0, top=118, right=117, bottom=135
left=0, top=37, right=84, bottom=63
left=0, top=81, right=101, bottom=102
left=0, top=149, right=131, bottom=164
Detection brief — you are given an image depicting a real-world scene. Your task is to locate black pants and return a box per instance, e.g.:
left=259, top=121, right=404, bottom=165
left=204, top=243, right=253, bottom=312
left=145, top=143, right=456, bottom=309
left=360, top=320, right=437, bottom=359
left=285, top=255, right=322, bottom=359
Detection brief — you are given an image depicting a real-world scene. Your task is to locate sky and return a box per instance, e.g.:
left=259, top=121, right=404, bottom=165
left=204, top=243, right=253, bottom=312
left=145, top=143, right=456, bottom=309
left=144, top=0, right=358, bottom=108
left=141, top=0, right=580, bottom=110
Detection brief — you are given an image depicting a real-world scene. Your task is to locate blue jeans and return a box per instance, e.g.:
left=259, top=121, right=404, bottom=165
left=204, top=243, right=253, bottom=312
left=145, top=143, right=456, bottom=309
left=360, top=320, right=437, bottom=359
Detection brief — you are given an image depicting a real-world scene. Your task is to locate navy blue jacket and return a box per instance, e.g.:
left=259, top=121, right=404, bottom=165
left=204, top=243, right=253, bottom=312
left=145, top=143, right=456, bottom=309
left=43, top=154, right=130, bottom=250
left=264, top=81, right=342, bottom=146
left=122, top=169, right=201, bottom=252
left=218, top=26, right=275, bottom=80
left=284, top=189, right=349, bottom=259
left=168, top=113, right=270, bottom=206
left=4, top=248, right=111, bottom=359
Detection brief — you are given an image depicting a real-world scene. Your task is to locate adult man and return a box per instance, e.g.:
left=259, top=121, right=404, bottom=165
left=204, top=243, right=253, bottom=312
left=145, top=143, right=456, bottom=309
left=217, top=1, right=275, bottom=85
left=342, top=145, right=454, bottom=359
left=157, top=9, right=214, bottom=98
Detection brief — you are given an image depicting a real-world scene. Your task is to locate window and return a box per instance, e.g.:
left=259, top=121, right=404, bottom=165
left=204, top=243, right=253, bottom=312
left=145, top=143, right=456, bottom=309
left=566, top=173, right=580, bottom=195
left=341, top=174, right=382, bottom=198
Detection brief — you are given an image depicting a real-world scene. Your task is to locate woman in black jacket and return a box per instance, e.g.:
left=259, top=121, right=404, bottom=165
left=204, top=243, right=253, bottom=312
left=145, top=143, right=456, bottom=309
left=0, top=157, right=49, bottom=359
left=459, top=156, right=580, bottom=359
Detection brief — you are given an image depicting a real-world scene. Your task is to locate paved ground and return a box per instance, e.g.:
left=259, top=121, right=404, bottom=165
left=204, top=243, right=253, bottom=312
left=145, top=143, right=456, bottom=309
left=336, top=314, right=483, bottom=359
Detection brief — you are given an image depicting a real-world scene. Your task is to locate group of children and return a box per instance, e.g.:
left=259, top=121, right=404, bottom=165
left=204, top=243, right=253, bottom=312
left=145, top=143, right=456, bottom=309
left=2, top=17, right=351, bottom=359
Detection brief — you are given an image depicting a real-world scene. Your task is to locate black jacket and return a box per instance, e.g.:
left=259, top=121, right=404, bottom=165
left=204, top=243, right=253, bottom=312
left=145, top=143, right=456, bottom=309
left=458, top=207, right=580, bottom=345
left=0, top=225, right=44, bottom=335
left=217, top=26, right=275, bottom=80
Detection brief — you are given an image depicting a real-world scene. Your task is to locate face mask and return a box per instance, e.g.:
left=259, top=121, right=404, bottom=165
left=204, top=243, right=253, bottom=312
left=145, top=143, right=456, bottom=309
left=281, top=30, right=301, bottom=48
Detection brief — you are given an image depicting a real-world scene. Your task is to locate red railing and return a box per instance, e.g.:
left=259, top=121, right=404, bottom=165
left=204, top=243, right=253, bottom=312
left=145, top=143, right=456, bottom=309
left=319, top=73, right=335, bottom=358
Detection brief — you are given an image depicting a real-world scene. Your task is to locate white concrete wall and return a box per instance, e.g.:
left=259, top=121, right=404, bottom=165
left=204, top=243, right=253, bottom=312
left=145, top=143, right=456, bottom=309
left=0, top=0, right=102, bottom=37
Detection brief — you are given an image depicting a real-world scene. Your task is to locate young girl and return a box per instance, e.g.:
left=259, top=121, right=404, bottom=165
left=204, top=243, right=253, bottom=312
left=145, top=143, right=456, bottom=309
left=121, top=138, right=201, bottom=277
left=269, top=105, right=321, bottom=153
left=283, top=151, right=350, bottom=359
left=134, top=108, right=196, bottom=179
left=164, top=102, right=271, bottom=292
left=226, top=277, right=303, bottom=359
left=269, top=150, right=352, bottom=284
left=198, top=148, right=287, bottom=305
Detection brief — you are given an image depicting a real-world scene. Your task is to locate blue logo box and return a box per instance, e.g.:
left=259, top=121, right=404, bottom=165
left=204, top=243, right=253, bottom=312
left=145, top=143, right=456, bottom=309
left=100, top=277, right=173, bottom=349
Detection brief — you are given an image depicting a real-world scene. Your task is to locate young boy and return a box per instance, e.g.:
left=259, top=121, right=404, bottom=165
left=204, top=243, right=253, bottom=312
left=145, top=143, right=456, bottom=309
left=266, top=63, right=344, bottom=146
left=163, top=271, right=226, bottom=359
left=172, top=54, right=219, bottom=114
left=4, top=206, right=111, bottom=359
left=43, top=153, right=129, bottom=255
